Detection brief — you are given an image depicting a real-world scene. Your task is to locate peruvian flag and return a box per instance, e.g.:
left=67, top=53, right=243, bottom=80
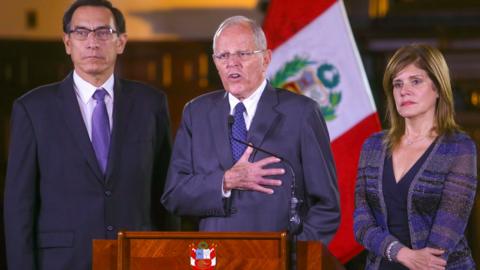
left=264, top=0, right=381, bottom=263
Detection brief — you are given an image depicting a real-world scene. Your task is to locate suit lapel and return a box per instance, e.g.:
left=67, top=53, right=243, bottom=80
left=105, top=78, right=132, bottom=185
left=247, top=84, right=280, bottom=155
left=209, top=92, right=234, bottom=170
left=57, top=73, right=104, bottom=182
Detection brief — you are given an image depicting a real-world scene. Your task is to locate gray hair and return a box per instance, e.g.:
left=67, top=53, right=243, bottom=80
left=212, top=16, right=267, bottom=52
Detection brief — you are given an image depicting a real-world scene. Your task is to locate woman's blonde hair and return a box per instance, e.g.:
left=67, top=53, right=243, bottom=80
left=383, top=44, right=459, bottom=149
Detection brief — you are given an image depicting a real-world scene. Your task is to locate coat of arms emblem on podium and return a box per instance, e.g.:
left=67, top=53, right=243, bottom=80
left=190, top=241, right=217, bottom=270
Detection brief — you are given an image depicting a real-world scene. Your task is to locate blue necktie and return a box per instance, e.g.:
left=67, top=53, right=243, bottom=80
left=231, top=102, right=247, bottom=162
left=91, top=89, right=110, bottom=174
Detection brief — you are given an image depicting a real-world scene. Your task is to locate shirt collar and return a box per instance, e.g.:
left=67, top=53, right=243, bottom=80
left=228, top=80, right=267, bottom=116
left=73, top=71, right=115, bottom=104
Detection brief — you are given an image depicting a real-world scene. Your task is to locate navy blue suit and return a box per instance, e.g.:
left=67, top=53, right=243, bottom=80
left=4, top=73, right=175, bottom=270
left=162, top=84, right=340, bottom=243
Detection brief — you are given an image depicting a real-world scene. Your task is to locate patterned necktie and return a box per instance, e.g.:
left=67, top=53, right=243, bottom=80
left=231, top=102, right=247, bottom=162
left=91, top=89, right=110, bottom=174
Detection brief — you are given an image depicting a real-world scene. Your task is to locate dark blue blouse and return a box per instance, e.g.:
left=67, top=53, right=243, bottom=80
left=379, top=141, right=436, bottom=269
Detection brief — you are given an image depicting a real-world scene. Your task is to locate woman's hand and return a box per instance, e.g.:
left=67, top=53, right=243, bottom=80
left=396, top=247, right=447, bottom=270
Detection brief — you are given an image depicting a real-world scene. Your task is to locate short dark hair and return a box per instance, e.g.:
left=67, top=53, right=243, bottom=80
left=62, top=0, right=126, bottom=34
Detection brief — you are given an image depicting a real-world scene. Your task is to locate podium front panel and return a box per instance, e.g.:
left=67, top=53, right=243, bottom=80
left=95, top=231, right=288, bottom=270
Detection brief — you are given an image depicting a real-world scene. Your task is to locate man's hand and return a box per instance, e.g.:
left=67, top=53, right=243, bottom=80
left=397, top=247, right=447, bottom=270
left=223, top=146, right=284, bottom=194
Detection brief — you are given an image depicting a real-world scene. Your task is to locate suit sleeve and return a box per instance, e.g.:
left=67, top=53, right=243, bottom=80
left=297, top=103, right=340, bottom=244
left=161, top=103, right=227, bottom=217
left=4, top=101, right=38, bottom=269
left=426, top=136, right=477, bottom=260
left=151, top=93, right=180, bottom=230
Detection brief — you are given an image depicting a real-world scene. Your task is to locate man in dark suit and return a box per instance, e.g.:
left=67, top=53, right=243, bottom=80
left=3, top=1, right=176, bottom=269
left=162, top=16, right=340, bottom=243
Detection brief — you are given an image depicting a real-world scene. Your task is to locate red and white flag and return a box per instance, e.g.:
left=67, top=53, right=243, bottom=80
left=264, top=0, right=381, bottom=263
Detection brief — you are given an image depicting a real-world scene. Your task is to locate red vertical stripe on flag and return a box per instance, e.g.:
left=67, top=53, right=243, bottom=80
left=330, top=113, right=381, bottom=262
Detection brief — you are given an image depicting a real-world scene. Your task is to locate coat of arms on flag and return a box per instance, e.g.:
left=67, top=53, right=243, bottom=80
left=271, top=57, right=342, bottom=121
left=190, top=241, right=217, bottom=270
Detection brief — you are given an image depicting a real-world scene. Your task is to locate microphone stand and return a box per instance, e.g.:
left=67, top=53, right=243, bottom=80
left=228, top=116, right=301, bottom=270
left=290, top=234, right=297, bottom=270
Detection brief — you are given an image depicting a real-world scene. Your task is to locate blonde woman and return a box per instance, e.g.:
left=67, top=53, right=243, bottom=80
left=354, top=44, right=477, bottom=270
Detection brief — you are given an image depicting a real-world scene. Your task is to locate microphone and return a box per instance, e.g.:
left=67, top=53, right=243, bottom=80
left=227, top=116, right=303, bottom=235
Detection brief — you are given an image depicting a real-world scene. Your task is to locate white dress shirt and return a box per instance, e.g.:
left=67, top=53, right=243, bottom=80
left=73, top=71, right=114, bottom=140
left=228, top=79, right=267, bottom=130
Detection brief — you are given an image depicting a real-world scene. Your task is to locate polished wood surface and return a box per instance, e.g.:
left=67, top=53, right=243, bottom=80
left=118, top=231, right=287, bottom=270
left=93, top=231, right=345, bottom=270
left=93, top=239, right=117, bottom=270
left=297, top=241, right=344, bottom=270
left=96, top=231, right=288, bottom=270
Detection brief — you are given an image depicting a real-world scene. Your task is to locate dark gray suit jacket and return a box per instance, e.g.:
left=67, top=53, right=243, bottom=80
left=4, top=73, right=176, bottom=270
left=162, top=84, right=340, bottom=243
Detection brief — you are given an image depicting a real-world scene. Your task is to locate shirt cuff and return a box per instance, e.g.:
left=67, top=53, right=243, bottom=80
left=221, top=177, right=231, bottom=198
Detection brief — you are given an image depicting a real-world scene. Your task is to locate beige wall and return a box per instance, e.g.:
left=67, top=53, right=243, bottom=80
left=0, top=0, right=257, bottom=40
left=0, top=0, right=68, bottom=39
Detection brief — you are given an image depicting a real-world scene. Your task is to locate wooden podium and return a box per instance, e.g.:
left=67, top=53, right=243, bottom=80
left=92, top=231, right=345, bottom=270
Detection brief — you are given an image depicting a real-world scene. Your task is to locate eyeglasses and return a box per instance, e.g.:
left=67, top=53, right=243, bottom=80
left=68, top=26, right=118, bottom=41
left=212, top=50, right=265, bottom=62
